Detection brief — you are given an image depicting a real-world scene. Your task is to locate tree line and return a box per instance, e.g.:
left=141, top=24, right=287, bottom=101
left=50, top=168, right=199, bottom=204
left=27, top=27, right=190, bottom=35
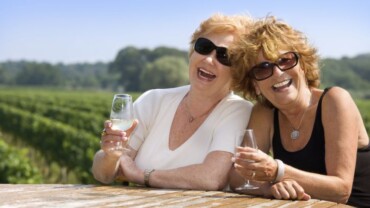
left=0, top=46, right=189, bottom=92
left=1, top=47, right=369, bottom=98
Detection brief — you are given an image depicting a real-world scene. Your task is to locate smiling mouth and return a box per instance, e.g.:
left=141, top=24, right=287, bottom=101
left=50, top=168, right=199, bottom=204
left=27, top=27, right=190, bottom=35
left=272, top=79, right=292, bottom=90
left=198, top=68, right=216, bottom=81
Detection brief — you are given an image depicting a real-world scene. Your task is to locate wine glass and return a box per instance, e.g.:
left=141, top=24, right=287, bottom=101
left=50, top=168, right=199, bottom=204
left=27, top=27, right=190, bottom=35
left=109, top=94, right=134, bottom=152
left=235, top=129, right=259, bottom=190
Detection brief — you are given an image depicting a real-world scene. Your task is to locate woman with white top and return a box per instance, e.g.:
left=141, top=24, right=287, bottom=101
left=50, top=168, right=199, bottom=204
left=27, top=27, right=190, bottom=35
left=92, top=13, right=254, bottom=190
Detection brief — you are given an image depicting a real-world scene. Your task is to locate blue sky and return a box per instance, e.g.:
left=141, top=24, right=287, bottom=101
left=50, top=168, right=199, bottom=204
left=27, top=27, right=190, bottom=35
left=1, top=0, right=369, bottom=63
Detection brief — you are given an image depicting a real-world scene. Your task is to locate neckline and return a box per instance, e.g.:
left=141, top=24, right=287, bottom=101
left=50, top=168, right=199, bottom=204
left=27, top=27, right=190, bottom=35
left=167, top=90, right=228, bottom=152
left=274, top=89, right=328, bottom=153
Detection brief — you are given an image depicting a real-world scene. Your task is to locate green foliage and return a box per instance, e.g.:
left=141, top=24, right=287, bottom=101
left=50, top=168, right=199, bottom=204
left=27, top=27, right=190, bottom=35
left=0, top=88, right=141, bottom=184
left=140, top=56, right=189, bottom=91
left=0, top=88, right=369, bottom=185
left=320, top=54, right=370, bottom=98
left=1, top=48, right=369, bottom=98
left=0, top=103, right=100, bottom=183
left=109, top=47, right=150, bottom=91
left=356, top=99, right=370, bottom=133
left=0, top=139, right=42, bottom=183
left=15, top=62, right=63, bottom=86
left=109, top=46, right=188, bottom=91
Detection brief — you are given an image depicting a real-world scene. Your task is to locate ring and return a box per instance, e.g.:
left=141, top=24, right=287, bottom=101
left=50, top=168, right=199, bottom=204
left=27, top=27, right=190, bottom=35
left=101, top=129, right=107, bottom=137
left=251, top=172, right=256, bottom=179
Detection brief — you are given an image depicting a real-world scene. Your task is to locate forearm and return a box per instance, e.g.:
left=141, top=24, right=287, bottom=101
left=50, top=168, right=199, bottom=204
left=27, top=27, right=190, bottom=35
left=148, top=164, right=230, bottom=191
left=92, top=150, right=120, bottom=184
left=284, top=165, right=352, bottom=203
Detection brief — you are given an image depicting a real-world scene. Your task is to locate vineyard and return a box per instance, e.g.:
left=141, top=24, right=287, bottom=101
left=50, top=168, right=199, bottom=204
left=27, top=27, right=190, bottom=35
left=0, top=87, right=369, bottom=184
left=0, top=88, right=140, bottom=184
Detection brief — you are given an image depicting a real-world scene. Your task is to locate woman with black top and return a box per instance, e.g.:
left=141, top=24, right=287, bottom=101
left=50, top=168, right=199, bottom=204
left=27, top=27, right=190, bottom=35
left=228, top=16, right=370, bottom=207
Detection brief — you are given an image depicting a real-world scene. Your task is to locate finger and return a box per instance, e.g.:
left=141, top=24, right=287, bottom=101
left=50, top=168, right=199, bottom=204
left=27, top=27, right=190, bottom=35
left=251, top=171, right=256, bottom=179
left=235, top=149, right=261, bottom=163
left=292, top=182, right=310, bottom=201
left=283, top=183, right=297, bottom=199
left=270, top=185, right=282, bottom=200
left=101, top=134, right=126, bottom=145
left=235, top=146, right=256, bottom=154
left=302, top=193, right=311, bottom=201
left=104, top=126, right=126, bottom=136
left=125, top=119, right=138, bottom=136
left=275, top=183, right=290, bottom=200
left=101, top=129, right=107, bottom=137
left=104, top=120, right=112, bottom=128
left=234, top=167, right=256, bottom=181
left=235, top=153, right=257, bottom=165
left=103, top=120, right=122, bottom=135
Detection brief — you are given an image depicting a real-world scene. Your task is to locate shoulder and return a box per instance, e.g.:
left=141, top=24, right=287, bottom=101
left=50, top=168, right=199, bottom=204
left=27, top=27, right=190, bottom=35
left=321, top=86, right=354, bottom=108
left=223, top=92, right=253, bottom=109
left=212, top=93, right=253, bottom=124
left=249, top=103, right=274, bottom=128
left=252, top=102, right=274, bottom=117
left=320, top=86, right=359, bottom=122
left=135, top=85, right=189, bottom=104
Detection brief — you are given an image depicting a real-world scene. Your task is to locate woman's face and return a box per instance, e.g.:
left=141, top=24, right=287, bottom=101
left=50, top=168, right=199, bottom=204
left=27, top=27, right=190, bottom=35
left=188, top=33, right=234, bottom=96
left=253, top=50, right=308, bottom=108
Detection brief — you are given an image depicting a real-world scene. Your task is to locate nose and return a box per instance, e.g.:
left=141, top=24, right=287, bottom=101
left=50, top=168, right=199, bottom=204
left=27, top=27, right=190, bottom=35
left=272, top=64, right=284, bottom=76
left=204, top=50, right=217, bottom=64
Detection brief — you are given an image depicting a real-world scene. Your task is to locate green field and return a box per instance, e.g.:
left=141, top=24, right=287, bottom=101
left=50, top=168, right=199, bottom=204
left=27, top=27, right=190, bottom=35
left=0, top=88, right=141, bottom=184
left=0, top=88, right=369, bottom=184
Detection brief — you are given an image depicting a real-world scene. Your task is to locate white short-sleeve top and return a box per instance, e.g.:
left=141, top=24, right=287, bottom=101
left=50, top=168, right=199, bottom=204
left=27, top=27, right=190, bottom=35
left=129, top=85, right=253, bottom=170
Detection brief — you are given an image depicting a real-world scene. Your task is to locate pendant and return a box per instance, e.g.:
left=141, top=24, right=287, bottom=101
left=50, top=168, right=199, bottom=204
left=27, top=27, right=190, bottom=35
left=291, top=130, right=300, bottom=140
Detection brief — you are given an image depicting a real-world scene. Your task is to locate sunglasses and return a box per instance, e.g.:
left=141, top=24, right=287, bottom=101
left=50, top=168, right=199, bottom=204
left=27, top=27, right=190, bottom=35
left=194, top=37, right=231, bottom=66
left=249, top=52, right=299, bottom=81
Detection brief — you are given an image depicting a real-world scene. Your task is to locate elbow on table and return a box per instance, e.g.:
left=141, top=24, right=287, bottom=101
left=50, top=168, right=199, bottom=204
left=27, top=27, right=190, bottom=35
left=332, top=183, right=352, bottom=204
left=203, top=178, right=227, bottom=191
left=92, top=172, right=114, bottom=185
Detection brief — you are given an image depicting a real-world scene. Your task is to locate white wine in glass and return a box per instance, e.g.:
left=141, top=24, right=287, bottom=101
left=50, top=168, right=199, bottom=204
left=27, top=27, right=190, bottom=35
left=235, top=129, right=259, bottom=190
left=110, top=94, right=134, bottom=151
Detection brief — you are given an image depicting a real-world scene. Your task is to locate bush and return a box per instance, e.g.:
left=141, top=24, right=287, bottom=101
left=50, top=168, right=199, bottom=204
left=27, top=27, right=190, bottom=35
left=0, top=139, right=42, bottom=183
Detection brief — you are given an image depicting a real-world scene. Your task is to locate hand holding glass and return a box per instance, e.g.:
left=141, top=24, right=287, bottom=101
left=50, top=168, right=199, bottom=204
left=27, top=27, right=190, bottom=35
left=235, top=129, right=259, bottom=190
left=109, top=94, right=134, bottom=152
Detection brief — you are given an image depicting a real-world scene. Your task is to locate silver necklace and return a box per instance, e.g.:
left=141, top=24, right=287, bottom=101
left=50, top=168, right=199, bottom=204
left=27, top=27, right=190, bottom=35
left=288, top=92, right=312, bottom=140
left=183, top=93, right=221, bottom=123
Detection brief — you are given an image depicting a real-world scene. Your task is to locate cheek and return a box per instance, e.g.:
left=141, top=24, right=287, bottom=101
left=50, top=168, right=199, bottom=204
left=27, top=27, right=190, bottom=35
left=220, top=69, right=232, bottom=82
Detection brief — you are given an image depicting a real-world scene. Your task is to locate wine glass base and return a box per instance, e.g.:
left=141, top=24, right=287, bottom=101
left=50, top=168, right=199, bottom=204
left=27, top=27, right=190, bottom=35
left=235, top=184, right=259, bottom=190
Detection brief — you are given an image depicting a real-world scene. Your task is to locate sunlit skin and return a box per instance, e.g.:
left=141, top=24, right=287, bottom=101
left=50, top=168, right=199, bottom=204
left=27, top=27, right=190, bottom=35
left=188, top=33, right=234, bottom=102
left=93, top=32, right=251, bottom=191
left=230, top=50, right=368, bottom=203
left=253, top=51, right=312, bottom=112
left=230, top=51, right=312, bottom=200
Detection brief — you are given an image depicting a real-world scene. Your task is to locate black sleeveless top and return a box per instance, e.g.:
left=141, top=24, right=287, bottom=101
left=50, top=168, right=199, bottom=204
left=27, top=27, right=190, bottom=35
left=272, top=88, right=370, bottom=207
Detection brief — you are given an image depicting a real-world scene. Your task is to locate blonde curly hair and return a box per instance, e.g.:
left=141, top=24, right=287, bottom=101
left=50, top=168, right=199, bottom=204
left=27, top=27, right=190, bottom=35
left=229, top=16, right=320, bottom=107
left=189, top=13, right=254, bottom=57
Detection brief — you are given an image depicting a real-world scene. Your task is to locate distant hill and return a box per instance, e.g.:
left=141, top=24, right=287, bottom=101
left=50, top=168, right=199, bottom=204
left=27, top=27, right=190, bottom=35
left=320, top=53, right=370, bottom=98
left=1, top=50, right=370, bottom=98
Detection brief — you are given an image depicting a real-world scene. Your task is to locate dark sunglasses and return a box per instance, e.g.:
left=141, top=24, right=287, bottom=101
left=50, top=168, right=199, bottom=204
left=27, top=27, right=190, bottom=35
left=194, top=37, right=231, bottom=66
left=249, top=52, right=299, bottom=81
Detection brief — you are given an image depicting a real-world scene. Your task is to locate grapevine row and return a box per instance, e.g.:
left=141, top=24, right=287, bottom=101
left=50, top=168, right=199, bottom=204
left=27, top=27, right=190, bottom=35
left=0, top=103, right=99, bottom=183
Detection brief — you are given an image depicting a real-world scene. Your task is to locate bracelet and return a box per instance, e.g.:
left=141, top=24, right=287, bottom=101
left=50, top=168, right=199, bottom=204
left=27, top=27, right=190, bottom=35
left=144, top=169, right=155, bottom=187
left=272, top=159, right=285, bottom=183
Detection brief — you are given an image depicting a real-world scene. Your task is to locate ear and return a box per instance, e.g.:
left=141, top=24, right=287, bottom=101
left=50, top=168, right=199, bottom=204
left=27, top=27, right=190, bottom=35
left=253, top=81, right=261, bottom=95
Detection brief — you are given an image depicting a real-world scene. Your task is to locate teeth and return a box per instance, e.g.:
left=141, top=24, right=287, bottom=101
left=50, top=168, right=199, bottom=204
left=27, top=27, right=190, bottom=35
left=273, top=80, right=290, bottom=88
left=199, top=68, right=214, bottom=76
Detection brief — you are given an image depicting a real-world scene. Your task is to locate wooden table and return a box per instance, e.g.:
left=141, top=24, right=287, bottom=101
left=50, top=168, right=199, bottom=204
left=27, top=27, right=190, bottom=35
left=0, top=184, right=351, bottom=207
